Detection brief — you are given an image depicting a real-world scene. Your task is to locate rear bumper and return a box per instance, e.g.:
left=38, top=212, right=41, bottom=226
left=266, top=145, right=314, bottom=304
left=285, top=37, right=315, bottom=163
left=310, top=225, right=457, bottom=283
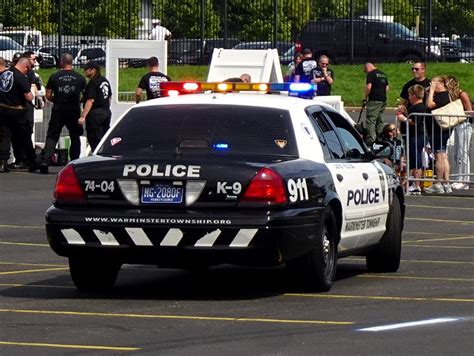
left=46, top=206, right=324, bottom=267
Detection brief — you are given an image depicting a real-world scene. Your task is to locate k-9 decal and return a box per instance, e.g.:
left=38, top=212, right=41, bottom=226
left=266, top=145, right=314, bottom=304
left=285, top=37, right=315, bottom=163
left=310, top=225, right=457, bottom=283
left=84, top=180, right=115, bottom=193
left=217, top=181, right=242, bottom=195
left=287, top=178, right=309, bottom=202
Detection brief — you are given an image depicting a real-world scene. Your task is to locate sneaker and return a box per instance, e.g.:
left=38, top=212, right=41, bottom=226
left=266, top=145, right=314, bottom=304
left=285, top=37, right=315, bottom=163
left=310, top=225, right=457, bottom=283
left=408, top=184, right=422, bottom=195
left=442, top=183, right=452, bottom=193
left=451, top=182, right=469, bottom=190
left=424, top=183, right=444, bottom=194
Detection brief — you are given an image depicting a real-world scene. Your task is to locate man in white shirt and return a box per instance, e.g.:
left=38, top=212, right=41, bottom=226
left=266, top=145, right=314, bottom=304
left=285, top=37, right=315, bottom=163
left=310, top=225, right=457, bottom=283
left=148, top=19, right=171, bottom=41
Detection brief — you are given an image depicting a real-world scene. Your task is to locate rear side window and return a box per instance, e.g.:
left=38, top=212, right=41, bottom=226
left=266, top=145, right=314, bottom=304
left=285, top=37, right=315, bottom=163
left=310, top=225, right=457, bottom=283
left=98, top=104, right=298, bottom=159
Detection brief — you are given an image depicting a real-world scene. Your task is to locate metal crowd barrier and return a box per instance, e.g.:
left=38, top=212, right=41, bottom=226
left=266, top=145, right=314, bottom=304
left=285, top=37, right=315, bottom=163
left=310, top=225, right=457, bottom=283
left=401, top=111, right=473, bottom=194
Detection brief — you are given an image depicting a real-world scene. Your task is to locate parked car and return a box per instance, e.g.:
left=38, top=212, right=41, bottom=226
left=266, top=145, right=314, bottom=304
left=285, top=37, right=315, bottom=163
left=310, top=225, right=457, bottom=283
left=296, top=18, right=460, bottom=63
left=38, top=45, right=106, bottom=68
left=169, top=38, right=240, bottom=65
left=232, top=41, right=293, bottom=63
left=0, top=35, right=25, bottom=64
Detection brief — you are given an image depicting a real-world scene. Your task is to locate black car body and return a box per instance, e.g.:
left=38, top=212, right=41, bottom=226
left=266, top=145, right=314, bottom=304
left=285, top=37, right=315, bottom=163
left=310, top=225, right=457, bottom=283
left=46, top=88, right=405, bottom=292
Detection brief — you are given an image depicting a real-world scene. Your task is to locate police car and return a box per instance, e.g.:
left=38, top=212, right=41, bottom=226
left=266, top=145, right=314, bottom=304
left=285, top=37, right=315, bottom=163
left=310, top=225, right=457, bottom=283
left=45, top=82, right=404, bottom=292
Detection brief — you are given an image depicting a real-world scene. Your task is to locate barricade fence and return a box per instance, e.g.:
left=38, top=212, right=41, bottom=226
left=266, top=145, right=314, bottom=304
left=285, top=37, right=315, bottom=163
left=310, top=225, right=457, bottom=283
left=402, top=112, right=473, bottom=194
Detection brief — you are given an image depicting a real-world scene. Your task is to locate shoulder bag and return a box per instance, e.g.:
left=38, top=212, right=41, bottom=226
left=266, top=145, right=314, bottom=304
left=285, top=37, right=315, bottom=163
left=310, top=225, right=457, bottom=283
left=432, top=98, right=467, bottom=130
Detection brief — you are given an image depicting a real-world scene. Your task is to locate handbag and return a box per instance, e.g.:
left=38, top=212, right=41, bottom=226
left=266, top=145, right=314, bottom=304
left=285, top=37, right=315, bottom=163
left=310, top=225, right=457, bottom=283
left=432, top=98, right=467, bottom=129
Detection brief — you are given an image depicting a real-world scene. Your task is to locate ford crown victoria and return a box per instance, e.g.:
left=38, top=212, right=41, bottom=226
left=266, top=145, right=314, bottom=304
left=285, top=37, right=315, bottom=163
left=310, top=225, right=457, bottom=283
left=45, top=82, right=405, bottom=292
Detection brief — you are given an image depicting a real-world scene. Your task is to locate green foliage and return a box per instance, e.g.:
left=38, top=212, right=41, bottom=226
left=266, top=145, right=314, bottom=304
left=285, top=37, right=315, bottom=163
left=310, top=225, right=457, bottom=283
left=162, top=0, right=221, bottom=38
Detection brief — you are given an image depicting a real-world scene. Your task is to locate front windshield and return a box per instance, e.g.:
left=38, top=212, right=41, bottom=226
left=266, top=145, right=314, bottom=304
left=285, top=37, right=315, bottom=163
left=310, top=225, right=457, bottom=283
left=388, top=23, right=417, bottom=38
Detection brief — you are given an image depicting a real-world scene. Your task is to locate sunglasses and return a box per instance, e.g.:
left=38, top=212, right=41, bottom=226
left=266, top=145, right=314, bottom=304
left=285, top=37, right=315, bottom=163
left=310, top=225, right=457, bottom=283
left=411, top=67, right=421, bottom=71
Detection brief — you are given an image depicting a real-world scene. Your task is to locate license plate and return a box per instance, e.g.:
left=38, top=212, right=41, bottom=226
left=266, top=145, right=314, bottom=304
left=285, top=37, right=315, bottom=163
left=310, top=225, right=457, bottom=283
left=141, top=182, right=184, bottom=204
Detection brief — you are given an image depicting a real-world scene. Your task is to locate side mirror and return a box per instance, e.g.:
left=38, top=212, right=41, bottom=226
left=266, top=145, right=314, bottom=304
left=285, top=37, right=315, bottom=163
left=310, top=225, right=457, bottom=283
left=372, top=141, right=393, bottom=158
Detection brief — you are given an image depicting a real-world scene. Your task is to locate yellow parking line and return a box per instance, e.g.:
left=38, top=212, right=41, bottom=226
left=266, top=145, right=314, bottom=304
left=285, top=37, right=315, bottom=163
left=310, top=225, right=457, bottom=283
left=0, top=224, right=43, bottom=229
left=0, top=341, right=139, bottom=351
left=357, top=274, right=474, bottom=282
left=405, top=217, right=474, bottom=225
left=285, top=293, right=474, bottom=303
left=0, top=283, right=74, bottom=289
left=0, top=241, right=49, bottom=247
left=346, top=257, right=474, bottom=265
left=0, top=267, right=69, bottom=275
left=403, top=244, right=474, bottom=249
left=0, top=308, right=354, bottom=325
left=406, top=204, right=474, bottom=211
left=0, top=262, right=66, bottom=267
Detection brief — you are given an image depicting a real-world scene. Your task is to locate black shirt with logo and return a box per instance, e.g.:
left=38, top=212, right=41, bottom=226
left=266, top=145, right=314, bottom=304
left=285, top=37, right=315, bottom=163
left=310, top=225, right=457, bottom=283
left=400, top=78, right=431, bottom=107
left=84, top=75, right=112, bottom=109
left=366, top=69, right=388, bottom=102
left=47, top=69, right=86, bottom=105
left=138, top=71, right=171, bottom=100
left=0, top=67, right=31, bottom=108
left=295, top=58, right=317, bottom=83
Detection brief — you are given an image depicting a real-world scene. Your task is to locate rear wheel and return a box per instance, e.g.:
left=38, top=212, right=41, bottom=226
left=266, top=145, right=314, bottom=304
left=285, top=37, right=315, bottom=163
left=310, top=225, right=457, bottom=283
left=287, top=208, right=338, bottom=292
left=366, top=195, right=402, bottom=272
left=69, top=256, right=121, bottom=291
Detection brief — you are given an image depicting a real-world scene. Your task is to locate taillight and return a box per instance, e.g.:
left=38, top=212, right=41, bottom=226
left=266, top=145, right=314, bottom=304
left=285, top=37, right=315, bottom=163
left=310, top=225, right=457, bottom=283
left=295, top=41, right=302, bottom=53
left=54, top=165, right=86, bottom=204
left=240, top=167, right=287, bottom=206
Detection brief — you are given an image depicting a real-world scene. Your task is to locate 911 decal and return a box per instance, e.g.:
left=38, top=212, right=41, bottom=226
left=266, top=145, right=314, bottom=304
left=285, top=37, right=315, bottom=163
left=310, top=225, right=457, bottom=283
left=287, top=178, right=309, bottom=202
left=84, top=180, right=115, bottom=193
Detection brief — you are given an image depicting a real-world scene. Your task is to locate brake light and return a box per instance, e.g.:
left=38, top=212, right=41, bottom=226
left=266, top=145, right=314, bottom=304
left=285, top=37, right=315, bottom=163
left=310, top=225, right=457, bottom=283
left=295, top=41, right=302, bottom=53
left=240, top=168, right=287, bottom=205
left=54, top=165, right=86, bottom=203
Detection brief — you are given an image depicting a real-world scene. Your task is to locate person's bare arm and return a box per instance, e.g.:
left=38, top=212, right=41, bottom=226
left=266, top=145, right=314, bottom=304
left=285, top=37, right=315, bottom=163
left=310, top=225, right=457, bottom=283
left=78, top=99, right=94, bottom=125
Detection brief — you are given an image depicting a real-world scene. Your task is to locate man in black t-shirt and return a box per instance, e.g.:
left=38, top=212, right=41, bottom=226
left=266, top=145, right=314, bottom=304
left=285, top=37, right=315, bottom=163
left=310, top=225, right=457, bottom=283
left=78, top=61, right=112, bottom=151
left=9, top=51, right=40, bottom=170
left=294, top=48, right=317, bottom=98
left=36, top=53, right=87, bottom=174
left=398, top=61, right=430, bottom=114
left=311, top=55, right=334, bottom=96
left=0, top=58, right=33, bottom=172
left=363, top=62, right=389, bottom=145
left=135, top=56, right=171, bottom=103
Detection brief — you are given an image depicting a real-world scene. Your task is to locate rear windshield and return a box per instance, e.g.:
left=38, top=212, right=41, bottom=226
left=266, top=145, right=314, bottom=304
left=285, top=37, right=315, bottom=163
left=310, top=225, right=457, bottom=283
left=98, top=104, right=298, bottom=159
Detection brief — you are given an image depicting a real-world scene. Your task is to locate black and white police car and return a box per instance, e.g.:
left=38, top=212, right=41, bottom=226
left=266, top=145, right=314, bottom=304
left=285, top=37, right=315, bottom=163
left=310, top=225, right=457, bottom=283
left=46, top=82, right=405, bottom=292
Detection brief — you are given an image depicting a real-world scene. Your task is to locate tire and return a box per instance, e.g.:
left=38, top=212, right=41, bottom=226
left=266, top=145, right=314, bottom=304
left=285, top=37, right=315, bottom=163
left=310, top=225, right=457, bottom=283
left=287, top=208, right=338, bottom=292
left=69, top=256, right=121, bottom=292
left=400, top=54, right=420, bottom=64
left=366, top=194, right=402, bottom=272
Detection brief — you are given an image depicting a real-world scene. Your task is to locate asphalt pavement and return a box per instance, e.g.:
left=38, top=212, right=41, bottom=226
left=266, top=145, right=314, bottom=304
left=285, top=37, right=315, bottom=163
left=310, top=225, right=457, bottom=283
left=0, top=167, right=473, bottom=355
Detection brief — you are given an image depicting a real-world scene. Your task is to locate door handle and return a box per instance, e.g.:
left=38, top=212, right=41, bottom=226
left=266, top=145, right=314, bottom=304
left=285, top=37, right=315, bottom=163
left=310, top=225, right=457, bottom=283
left=336, top=174, right=343, bottom=182
left=362, top=173, right=369, bottom=180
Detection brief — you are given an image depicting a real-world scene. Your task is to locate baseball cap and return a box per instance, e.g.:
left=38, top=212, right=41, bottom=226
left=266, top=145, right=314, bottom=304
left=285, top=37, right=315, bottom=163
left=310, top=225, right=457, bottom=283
left=12, top=52, right=22, bottom=64
left=84, top=60, right=100, bottom=70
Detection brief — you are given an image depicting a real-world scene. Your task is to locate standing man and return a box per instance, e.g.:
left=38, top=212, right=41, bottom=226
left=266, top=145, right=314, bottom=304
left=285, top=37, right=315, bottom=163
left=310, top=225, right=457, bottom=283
left=294, top=48, right=317, bottom=98
left=363, top=62, right=389, bottom=145
left=398, top=61, right=430, bottom=114
left=36, top=53, right=86, bottom=174
left=311, top=55, right=334, bottom=96
left=78, top=61, right=112, bottom=152
left=0, top=58, right=33, bottom=172
left=148, top=19, right=172, bottom=41
left=135, top=56, right=171, bottom=103
left=9, top=51, right=39, bottom=170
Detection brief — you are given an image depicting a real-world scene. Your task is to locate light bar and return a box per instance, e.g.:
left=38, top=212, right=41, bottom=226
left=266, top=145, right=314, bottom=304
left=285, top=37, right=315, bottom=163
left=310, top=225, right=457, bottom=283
left=159, top=82, right=316, bottom=97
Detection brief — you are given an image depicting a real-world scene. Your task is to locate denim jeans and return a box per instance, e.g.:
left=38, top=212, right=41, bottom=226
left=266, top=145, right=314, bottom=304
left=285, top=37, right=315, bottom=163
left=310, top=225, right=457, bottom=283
left=453, top=122, right=472, bottom=182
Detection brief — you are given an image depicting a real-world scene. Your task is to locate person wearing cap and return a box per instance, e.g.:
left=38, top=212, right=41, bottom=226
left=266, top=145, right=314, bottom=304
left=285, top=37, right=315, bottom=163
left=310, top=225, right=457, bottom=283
left=78, top=61, right=112, bottom=151
left=148, top=19, right=171, bottom=41
left=0, top=58, right=33, bottom=173
left=35, top=53, right=87, bottom=174
left=135, top=56, right=171, bottom=103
